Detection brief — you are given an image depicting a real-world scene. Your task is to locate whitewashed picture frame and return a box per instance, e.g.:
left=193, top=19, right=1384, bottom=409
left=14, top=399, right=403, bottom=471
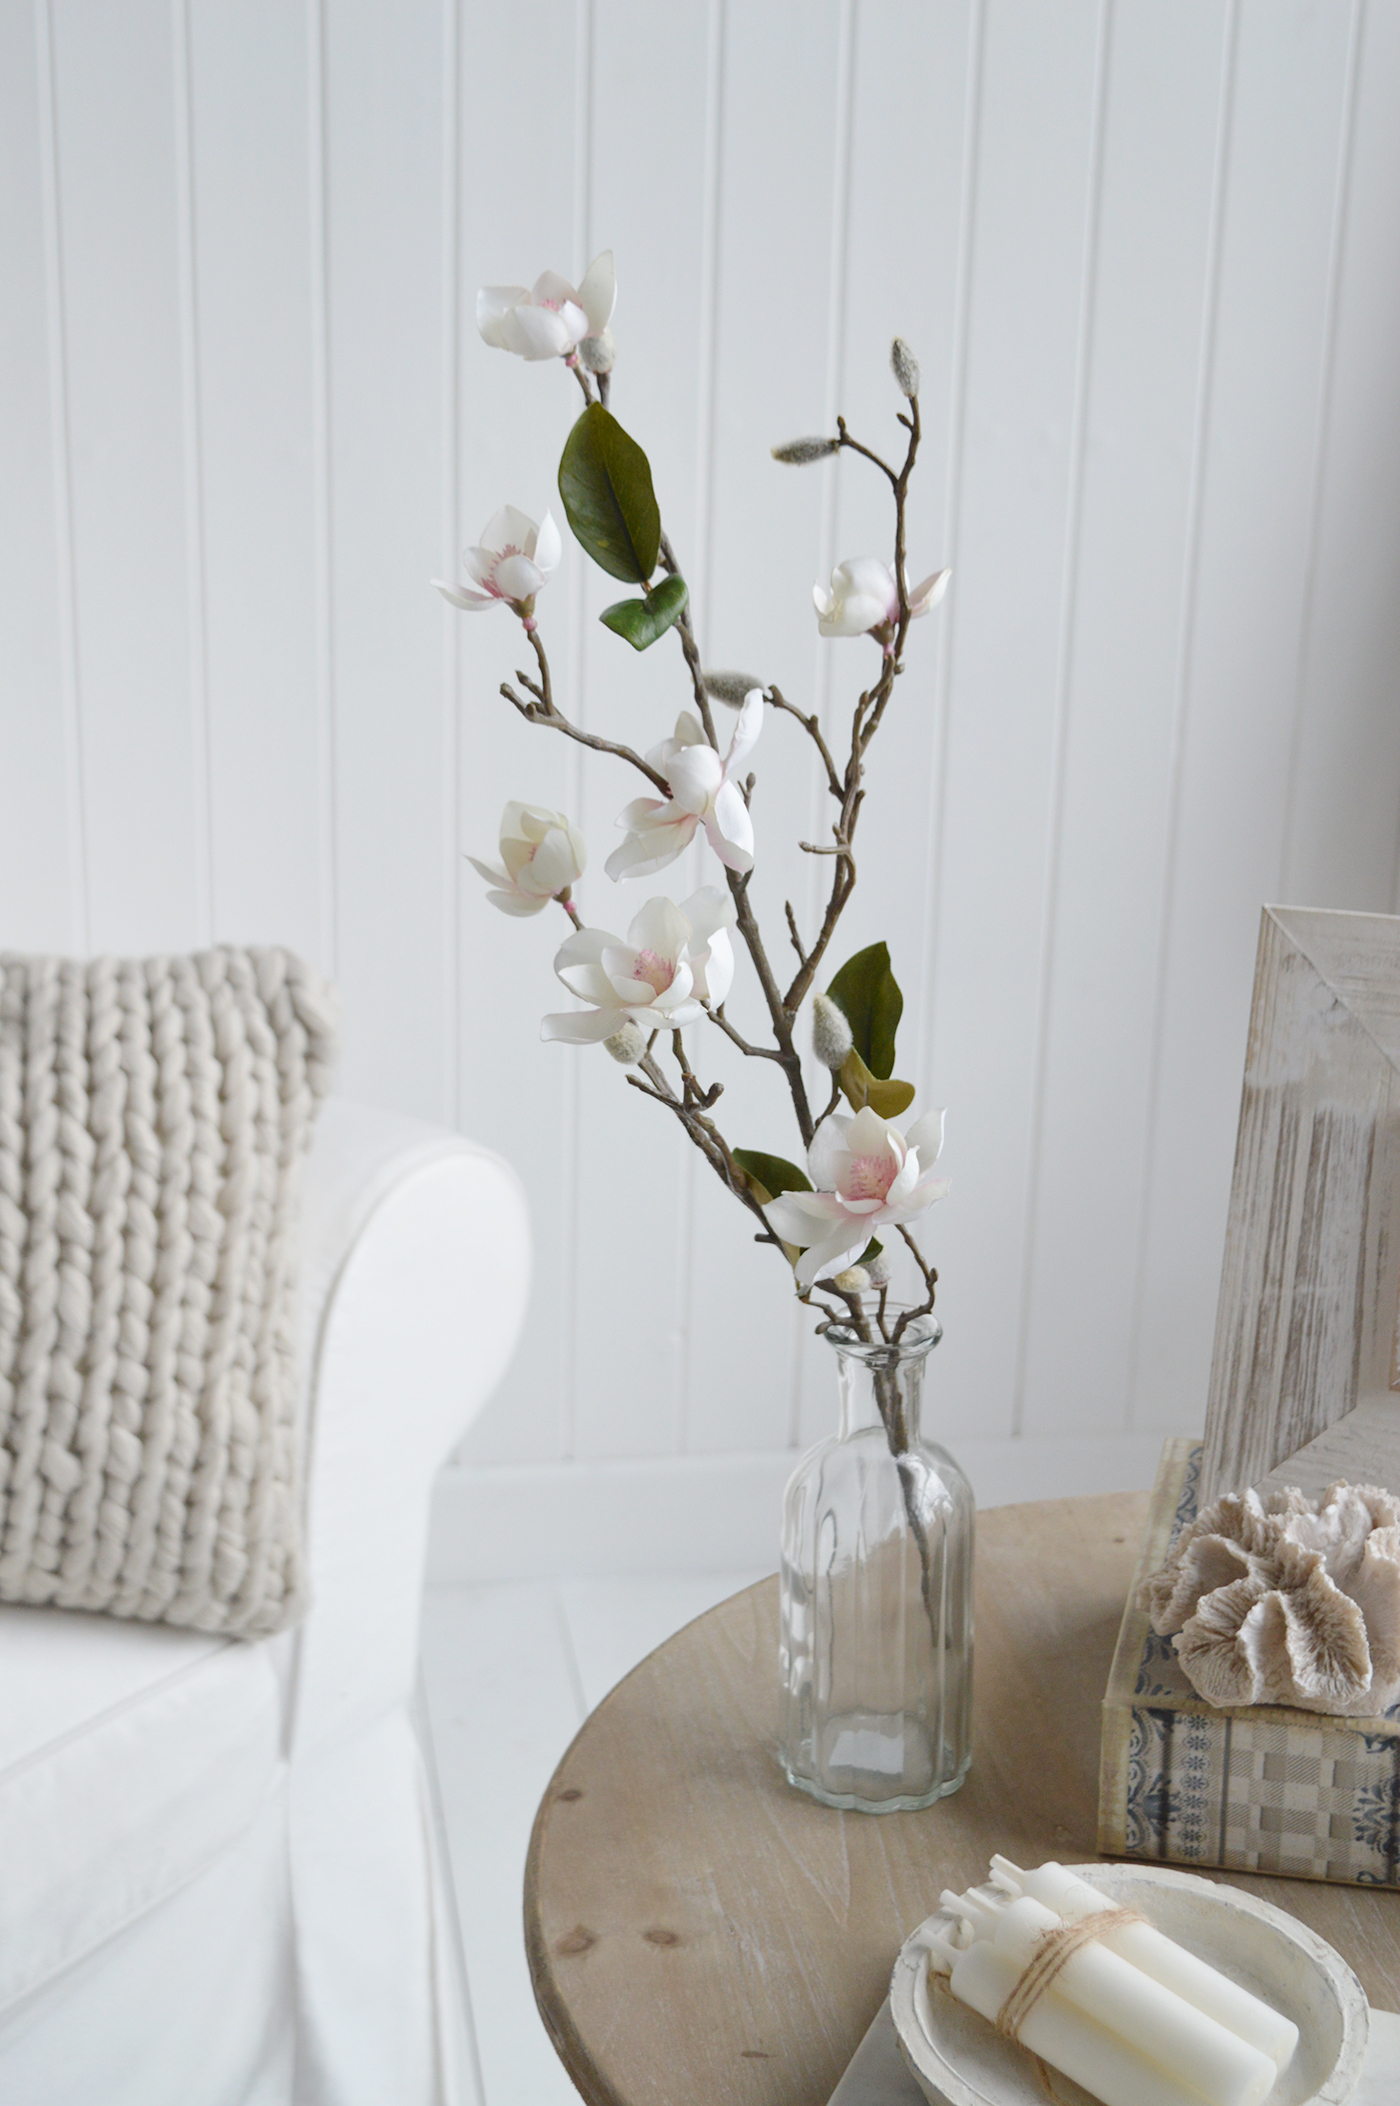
left=1200, top=905, right=1400, bottom=1505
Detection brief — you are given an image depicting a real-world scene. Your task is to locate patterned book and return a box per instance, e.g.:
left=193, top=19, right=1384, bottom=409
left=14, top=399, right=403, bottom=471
left=1099, top=1439, right=1400, bottom=1886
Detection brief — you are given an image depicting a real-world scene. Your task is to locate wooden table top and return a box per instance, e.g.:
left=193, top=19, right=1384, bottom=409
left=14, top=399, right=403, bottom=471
left=524, top=1491, right=1400, bottom=2106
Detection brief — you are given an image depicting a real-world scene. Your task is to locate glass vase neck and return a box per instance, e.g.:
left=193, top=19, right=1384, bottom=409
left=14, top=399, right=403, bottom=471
left=822, top=1313, right=942, bottom=1442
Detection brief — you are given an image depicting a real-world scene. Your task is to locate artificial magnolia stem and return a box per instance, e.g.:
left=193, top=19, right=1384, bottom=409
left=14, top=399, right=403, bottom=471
left=628, top=1044, right=779, bottom=1247
left=766, top=684, right=843, bottom=802
left=782, top=393, right=921, bottom=1015
left=485, top=372, right=939, bottom=1323
left=501, top=623, right=670, bottom=794
left=654, top=524, right=816, bottom=1146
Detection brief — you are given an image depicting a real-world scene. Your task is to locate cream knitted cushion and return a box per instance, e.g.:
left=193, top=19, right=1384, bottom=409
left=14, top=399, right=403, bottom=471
left=0, top=946, right=338, bottom=1637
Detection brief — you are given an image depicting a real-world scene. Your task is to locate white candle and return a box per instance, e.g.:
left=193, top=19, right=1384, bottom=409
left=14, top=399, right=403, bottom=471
left=991, top=1857, right=1299, bottom=2072
left=941, top=1890, right=1277, bottom=2106
left=942, top=1939, right=1247, bottom=2106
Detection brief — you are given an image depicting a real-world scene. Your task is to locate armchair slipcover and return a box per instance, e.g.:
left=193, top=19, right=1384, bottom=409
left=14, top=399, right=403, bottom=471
left=0, top=1099, right=530, bottom=2105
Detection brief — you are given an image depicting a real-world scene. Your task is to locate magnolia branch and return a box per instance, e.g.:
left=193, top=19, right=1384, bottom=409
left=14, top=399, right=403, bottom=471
left=501, top=625, right=670, bottom=794
left=784, top=902, right=807, bottom=967
left=893, top=1225, right=939, bottom=1342
left=836, top=417, right=899, bottom=487
left=653, top=394, right=924, bottom=1135
left=655, top=527, right=816, bottom=1145
left=491, top=376, right=939, bottom=1328
left=626, top=1043, right=781, bottom=1248
left=766, top=685, right=844, bottom=802
left=706, top=1003, right=787, bottom=1064
left=657, top=531, right=716, bottom=742
left=782, top=397, right=921, bottom=1013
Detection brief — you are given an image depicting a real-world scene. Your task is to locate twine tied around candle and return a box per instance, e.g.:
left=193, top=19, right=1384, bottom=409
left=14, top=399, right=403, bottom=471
left=994, top=1907, right=1145, bottom=2044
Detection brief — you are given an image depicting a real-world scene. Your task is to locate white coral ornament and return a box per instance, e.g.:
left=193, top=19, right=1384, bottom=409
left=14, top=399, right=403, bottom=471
left=1143, top=1481, right=1400, bottom=1716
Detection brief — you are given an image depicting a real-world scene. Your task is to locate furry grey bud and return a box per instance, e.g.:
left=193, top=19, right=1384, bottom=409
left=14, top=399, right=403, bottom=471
left=702, top=670, right=767, bottom=709
left=864, top=1249, right=893, bottom=1288
left=771, top=436, right=840, bottom=464
left=830, top=1265, right=871, bottom=1294
left=603, top=1020, right=646, bottom=1065
left=890, top=338, right=920, bottom=398
left=578, top=328, right=616, bottom=375
left=812, top=992, right=854, bottom=1071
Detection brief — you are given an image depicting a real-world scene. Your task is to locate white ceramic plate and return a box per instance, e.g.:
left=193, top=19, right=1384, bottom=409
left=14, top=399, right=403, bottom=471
left=888, top=1862, right=1369, bottom=2106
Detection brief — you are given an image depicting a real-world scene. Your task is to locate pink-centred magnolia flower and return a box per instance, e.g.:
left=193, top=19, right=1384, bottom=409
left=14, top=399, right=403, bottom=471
left=605, top=691, right=763, bottom=882
left=764, top=1106, right=950, bottom=1290
left=468, top=802, right=586, bottom=917
left=813, top=558, right=950, bottom=639
left=541, top=887, right=736, bottom=1044
left=477, top=253, right=616, bottom=363
left=433, top=506, right=561, bottom=621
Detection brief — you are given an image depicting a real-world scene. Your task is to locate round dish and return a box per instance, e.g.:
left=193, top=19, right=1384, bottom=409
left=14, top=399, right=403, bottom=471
left=889, top=1862, right=1369, bottom=2106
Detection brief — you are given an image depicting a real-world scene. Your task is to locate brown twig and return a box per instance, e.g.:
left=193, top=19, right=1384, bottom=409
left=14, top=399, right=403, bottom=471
left=782, top=395, right=922, bottom=1014
left=706, top=1004, right=787, bottom=1064
left=784, top=902, right=808, bottom=968
left=628, top=1045, right=780, bottom=1248
left=893, top=1225, right=939, bottom=1342
left=766, top=685, right=843, bottom=802
left=656, top=526, right=816, bottom=1146
left=501, top=625, right=670, bottom=793
left=657, top=531, right=718, bottom=748
left=836, top=417, right=899, bottom=486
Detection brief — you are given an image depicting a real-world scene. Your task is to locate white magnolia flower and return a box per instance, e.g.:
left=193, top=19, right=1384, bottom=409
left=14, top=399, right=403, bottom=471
left=764, top=1105, right=950, bottom=1290
left=541, top=887, right=736, bottom=1044
left=477, top=253, right=616, bottom=362
left=605, top=691, right=763, bottom=881
left=433, top=506, right=561, bottom=622
left=468, top=802, right=586, bottom=917
left=813, top=557, right=950, bottom=639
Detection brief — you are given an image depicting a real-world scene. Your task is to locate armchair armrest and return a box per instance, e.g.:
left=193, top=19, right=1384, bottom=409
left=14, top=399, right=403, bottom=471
left=291, top=1099, right=531, bottom=1754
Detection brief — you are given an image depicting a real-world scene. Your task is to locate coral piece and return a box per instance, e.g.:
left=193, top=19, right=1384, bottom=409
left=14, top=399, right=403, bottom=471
left=1141, top=1481, right=1400, bottom=1715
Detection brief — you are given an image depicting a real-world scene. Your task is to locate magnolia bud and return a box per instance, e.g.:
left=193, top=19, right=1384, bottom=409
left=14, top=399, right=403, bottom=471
left=812, top=992, right=854, bottom=1071
left=864, top=1249, right=892, bottom=1288
left=771, top=436, right=840, bottom=464
left=703, top=670, right=767, bottom=709
left=830, top=1266, right=871, bottom=1294
left=891, top=338, right=920, bottom=398
left=603, top=1020, right=646, bottom=1065
left=578, top=327, right=616, bottom=375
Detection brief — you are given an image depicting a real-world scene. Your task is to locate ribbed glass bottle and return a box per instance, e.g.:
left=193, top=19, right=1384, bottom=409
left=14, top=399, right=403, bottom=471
left=779, top=1315, right=973, bottom=1811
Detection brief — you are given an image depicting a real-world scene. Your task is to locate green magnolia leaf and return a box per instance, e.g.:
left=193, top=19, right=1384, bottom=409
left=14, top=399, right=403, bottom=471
left=838, top=1048, right=916, bottom=1119
left=857, top=1238, right=883, bottom=1266
left=733, top=1148, right=811, bottom=1273
left=558, top=403, right=662, bottom=584
left=732, top=1149, right=812, bottom=1204
left=826, top=941, right=903, bottom=1078
left=599, top=575, right=689, bottom=652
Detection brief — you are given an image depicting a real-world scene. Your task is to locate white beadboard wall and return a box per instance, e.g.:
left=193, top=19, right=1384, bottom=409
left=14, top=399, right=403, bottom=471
left=5, top=0, right=1400, bottom=1560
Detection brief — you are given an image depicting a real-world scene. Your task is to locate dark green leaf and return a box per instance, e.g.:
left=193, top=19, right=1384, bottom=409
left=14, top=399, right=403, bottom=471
left=826, top=941, right=904, bottom=1078
left=558, top=403, right=662, bottom=583
left=732, top=1149, right=812, bottom=1204
left=838, top=1048, right=916, bottom=1119
left=857, top=1238, right=883, bottom=1266
left=599, top=575, right=689, bottom=652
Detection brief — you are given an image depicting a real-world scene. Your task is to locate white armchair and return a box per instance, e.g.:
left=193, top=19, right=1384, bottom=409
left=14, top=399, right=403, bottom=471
left=0, top=1099, right=530, bottom=2106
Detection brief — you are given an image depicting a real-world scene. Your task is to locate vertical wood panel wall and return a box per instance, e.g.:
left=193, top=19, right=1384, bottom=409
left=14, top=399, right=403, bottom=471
left=4, top=0, right=1400, bottom=1482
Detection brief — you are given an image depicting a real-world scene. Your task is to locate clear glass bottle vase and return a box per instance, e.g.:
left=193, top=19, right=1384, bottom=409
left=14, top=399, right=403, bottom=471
left=779, top=1314, right=974, bottom=1811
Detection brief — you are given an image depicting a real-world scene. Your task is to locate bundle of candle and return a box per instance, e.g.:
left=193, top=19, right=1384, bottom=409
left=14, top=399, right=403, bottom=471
left=922, top=1858, right=1300, bottom=2106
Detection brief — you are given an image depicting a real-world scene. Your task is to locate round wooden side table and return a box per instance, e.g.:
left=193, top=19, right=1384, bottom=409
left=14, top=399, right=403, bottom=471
left=524, top=1491, right=1400, bottom=2106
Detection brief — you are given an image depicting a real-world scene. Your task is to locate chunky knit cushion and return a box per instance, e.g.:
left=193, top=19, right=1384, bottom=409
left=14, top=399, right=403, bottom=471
left=0, top=947, right=338, bottom=1636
